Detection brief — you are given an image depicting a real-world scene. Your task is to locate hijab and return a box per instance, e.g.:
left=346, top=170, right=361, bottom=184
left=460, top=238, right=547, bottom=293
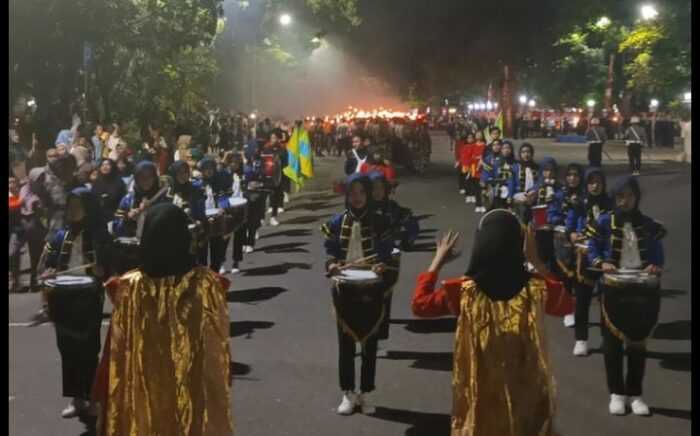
left=610, top=176, right=643, bottom=224
left=92, top=159, right=126, bottom=209
left=140, top=203, right=195, bottom=278
left=168, top=160, right=193, bottom=196
left=367, top=171, right=390, bottom=202
left=465, top=209, right=530, bottom=301
left=133, top=161, right=159, bottom=200
left=518, top=143, right=538, bottom=169
left=345, top=173, right=374, bottom=218
left=584, top=167, right=612, bottom=210
left=501, top=141, right=516, bottom=165
left=66, top=187, right=111, bottom=244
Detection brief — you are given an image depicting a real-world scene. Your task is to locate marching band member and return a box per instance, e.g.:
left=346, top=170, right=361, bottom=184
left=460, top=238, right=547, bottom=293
left=368, top=171, right=419, bottom=355
left=321, top=174, right=394, bottom=416
left=467, top=131, right=487, bottom=209
left=344, top=134, right=369, bottom=175
left=624, top=115, right=648, bottom=176
left=511, top=142, right=540, bottom=223
left=262, top=132, right=285, bottom=226
left=479, top=140, right=513, bottom=212
left=569, top=167, right=613, bottom=355
left=531, top=157, right=565, bottom=276
left=241, top=141, right=268, bottom=253
left=198, top=157, right=233, bottom=273
left=39, top=188, right=113, bottom=418
left=92, top=203, right=233, bottom=435
left=167, top=160, right=207, bottom=264
left=113, top=161, right=168, bottom=238
left=587, top=177, right=665, bottom=416
left=411, top=212, right=559, bottom=436
left=359, top=148, right=397, bottom=186
left=454, top=132, right=473, bottom=195
left=500, top=140, right=517, bottom=207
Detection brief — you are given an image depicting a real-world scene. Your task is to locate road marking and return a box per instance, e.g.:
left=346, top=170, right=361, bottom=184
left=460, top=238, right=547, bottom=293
left=9, top=321, right=110, bottom=328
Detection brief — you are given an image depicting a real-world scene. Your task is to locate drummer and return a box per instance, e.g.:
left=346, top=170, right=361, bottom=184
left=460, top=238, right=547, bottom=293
left=479, top=139, right=507, bottom=212
left=167, top=160, right=207, bottom=264
left=570, top=167, right=613, bottom=356
left=321, top=173, right=394, bottom=416
left=587, top=176, right=665, bottom=416
left=511, top=142, right=540, bottom=223
left=38, top=187, right=113, bottom=419
left=530, top=157, right=564, bottom=279
left=367, top=171, right=419, bottom=356
left=241, top=144, right=268, bottom=253
left=113, top=161, right=168, bottom=237
left=198, top=157, right=233, bottom=273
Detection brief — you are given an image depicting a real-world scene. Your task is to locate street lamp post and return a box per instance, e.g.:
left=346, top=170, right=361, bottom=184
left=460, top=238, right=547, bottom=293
left=587, top=99, right=596, bottom=119
left=279, top=13, right=292, bottom=26
left=649, top=98, right=659, bottom=147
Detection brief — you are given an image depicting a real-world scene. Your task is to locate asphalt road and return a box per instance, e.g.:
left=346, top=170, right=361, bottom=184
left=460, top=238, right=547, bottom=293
left=9, top=133, right=691, bottom=436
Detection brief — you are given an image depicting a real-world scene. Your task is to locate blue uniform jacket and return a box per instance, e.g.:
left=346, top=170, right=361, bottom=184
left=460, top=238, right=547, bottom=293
left=587, top=211, right=665, bottom=268
left=321, top=211, right=394, bottom=265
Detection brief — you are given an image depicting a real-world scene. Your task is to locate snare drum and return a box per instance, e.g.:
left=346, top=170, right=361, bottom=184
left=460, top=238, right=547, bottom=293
left=114, top=237, right=140, bottom=274
left=331, top=268, right=386, bottom=343
left=221, top=196, right=248, bottom=233
left=205, top=208, right=227, bottom=237
left=332, top=269, right=382, bottom=287
left=553, top=226, right=574, bottom=274
left=44, top=275, right=102, bottom=328
left=601, top=270, right=661, bottom=343
left=531, top=205, right=549, bottom=230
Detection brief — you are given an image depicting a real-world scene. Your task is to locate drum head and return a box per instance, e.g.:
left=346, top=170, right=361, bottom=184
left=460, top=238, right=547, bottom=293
left=46, top=275, right=96, bottom=288
left=391, top=248, right=401, bottom=255
left=116, top=237, right=140, bottom=245
left=206, top=208, right=223, bottom=217
left=229, top=197, right=248, bottom=207
left=338, top=269, right=379, bottom=282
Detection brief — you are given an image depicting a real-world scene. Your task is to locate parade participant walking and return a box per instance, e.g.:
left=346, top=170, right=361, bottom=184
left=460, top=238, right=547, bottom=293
left=263, top=132, right=286, bottom=226
left=511, top=142, right=540, bottom=223
left=167, top=160, right=207, bottom=263
left=113, top=161, right=168, bottom=238
left=360, top=149, right=397, bottom=186
left=587, top=177, right=665, bottom=416
left=568, top=167, right=613, bottom=356
left=454, top=132, right=474, bottom=195
left=411, top=212, right=559, bottom=436
left=480, top=140, right=511, bottom=212
left=586, top=118, right=607, bottom=167
left=466, top=131, right=487, bottom=209
left=241, top=140, right=268, bottom=253
left=92, top=203, right=233, bottom=435
left=368, top=171, right=418, bottom=356
left=38, top=188, right=113, bottom=419
left=199, top=157, right=234, bottom=272
left=321, top=174, right=394, bottom=416
left=344, top=134, right=369, bottom=175
left=624, top=116, right=648, bottom=176
left=531, top=157, right=565, bottom=275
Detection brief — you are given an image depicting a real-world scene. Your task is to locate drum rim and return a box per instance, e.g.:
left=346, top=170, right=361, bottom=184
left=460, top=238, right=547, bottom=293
left=45, top=275, right=96, bottom=286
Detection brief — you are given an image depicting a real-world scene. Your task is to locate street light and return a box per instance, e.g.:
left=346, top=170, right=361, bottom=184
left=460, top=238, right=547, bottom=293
left=650, top=98, right=660, bottom=109
left=587, top=99, right=596, bottom=109
left=486, top=101, right=493, bottom=110
left=683, top=92, right=691, bottom=103
left=467, top=104, right=474, bottom=110
left=279, top=13, right=292, bottom=26
left=528, top=99, right=536, bottom=108
left=640, top=4, right=658, bottom=21
left=250, top=113, right=257, bottom=120
left=519, top=95, right=528, bottom=105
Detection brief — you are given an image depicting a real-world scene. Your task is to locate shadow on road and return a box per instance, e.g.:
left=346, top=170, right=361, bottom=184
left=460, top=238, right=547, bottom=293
left=391, top=318, right=457, bottom=334
left=649, top=407, right=692, bottom=420
left=371, top=406, right=451, bottom=436
left=282, top=214, right=334, bottom=225
left=415, top=214, right=434, bottom=222
left=241, top=262, right=312, bottom=276
left=256, top=242, right=310, bottom=254
left=227, top=286, right=288, bottom=304
left=658, top=288, right=688, bottom=299
left=230, top=321, right=275, bottom=338
left=644, top=351, right=691, bottom=372
left=652, top=320, right=691, bottom=341
left=285, top=200, right=338, bottom=212
left=230, top=361, right=251, bottom=376
left=407, top=242, right=437, bottom=252
left=383, top=350, right=453, bottom=372
left=418, top=228, right=438, bottom=234
left=259, top=228, right=313, bottom=239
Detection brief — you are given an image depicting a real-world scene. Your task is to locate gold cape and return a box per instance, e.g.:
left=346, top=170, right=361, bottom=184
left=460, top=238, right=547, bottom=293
left=101, top=266, right=233, bottom=436
left=451, top=278, right=556, bottom=436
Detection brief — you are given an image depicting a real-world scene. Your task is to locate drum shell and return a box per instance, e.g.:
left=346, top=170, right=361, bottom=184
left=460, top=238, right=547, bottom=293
left=531, top=205, right=549, bottom=229
left=219, top=198, right=249, bottom=234
left=553, top=228, right=575, bottom=271
left=601, top=280, right=661, bottom=343
left=114, top=237, right=141, bottom=274
left=45, top=279, right=102, bottom=329
left=205, top=209, right=228, bottom=237
left=331, top=278, right=386, bottom=343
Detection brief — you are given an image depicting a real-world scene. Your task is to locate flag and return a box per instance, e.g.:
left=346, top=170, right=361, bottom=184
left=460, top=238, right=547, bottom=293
left=283, top=126, right=314, bottom=187
left=484, top=111, right=504, bottom=143
left=298, top=127, right=314, bottom=178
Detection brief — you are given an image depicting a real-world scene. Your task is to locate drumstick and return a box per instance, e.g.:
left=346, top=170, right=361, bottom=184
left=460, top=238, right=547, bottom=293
left=44, top=263, right=96, bottom=279
left=325, top=254, right=379, bottom=277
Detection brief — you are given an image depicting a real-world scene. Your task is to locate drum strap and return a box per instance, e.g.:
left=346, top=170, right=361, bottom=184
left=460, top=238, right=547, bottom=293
left=556, top=259, right=575, bottom=279
left=600, top=295, right=648, bottom=349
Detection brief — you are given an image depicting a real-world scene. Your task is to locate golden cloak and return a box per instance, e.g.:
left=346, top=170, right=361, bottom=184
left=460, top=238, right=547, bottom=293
left=451, top=277, right=556, bottom=436
left=98, top=266, right=233, bottom=436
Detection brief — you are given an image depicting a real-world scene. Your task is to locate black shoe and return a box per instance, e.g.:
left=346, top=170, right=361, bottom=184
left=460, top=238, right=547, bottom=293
left=28, top=308, right=51, bottom=327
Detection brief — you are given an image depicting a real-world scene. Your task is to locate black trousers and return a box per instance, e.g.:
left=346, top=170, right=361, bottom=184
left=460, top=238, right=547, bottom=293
left=270, top=185, right=284, bottom=217
left=9, top=216, right=46, bottom=287
left=588, top=142, right=603, bottom=167
left=602, top=314, right=646, bottom=396
left=52, top=290, right=104, bottom=399
left=337, top=324, right=378, bottom=393
left=457, top=170, right=466, bottom=191
left=378, top=292, right=393, bottom=340
left=206, top=236, right=228, bottom=271
left=628, top=143, right=642, bottom=172
left=574, top=282, right=595, bottom=341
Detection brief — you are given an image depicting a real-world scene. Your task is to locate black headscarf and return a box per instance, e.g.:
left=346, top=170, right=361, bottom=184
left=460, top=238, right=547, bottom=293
left=465, top=209, right=530, bottom=301
left=198, top=157, right=217, bottom=180
left=133, top=160, right=160, bottom=202
left=501, top=140, right=516, bottom=164
left=610, top=176, right=643, bottom=224
left=584, top=167, right=612, bottom=210
left=92, top=159, right=126, bottom=212
left=345, top=173, right=374, bottom=218
left=518, top=143, right=538, bottom=169
left=168, top=160, right=194, bottom=196
left=66, top=187, right=111, bottom=244
left=367, top=170, right=390, bottom=203
left=565, top=163, right=585, bottom=193
left=140, top=203, right=195, bottom=278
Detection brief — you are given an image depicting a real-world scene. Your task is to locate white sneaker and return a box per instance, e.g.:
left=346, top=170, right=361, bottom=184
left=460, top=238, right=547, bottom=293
left=260, top=219, right=265, bottom=226
left=255, top=231, right=260, bottom=240
left=376, top=345, right=388, bottom=358
left=277, top=207, right=284, bottom=214
left=244, top=246, right=254, bottom=254
left=230, top=267, right=241, bottom=275
left=358, top=392, right=376, bottom=415
left=267, top=207, right=273, bottom=214
left=609, top=394, right=626, bottom=415
left=284, top=193, right=290, bottom=203
left=269, top=217, right=280, bottom=227
left=629, top=397, right=650, bottom=416
left=61, top=399, right=87, bottom=419
left=563, top=314, right=575, bottom=328
left=573, top=340, right=589, bottom=356
left=459, top=189, right=466, bottom=194
left=469, top=196, right=476, bottom=203
left=465, top=197, right=470, bottom=204
left=218, top=266, right=228, bottom=275
left=336, top=391, right=357, bottom=415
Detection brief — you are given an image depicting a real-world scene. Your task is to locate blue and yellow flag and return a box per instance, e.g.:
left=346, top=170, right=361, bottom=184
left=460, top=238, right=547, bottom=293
left=484, top=111, right=504, bottom=143
left=283, top=127, right=314, bottom=187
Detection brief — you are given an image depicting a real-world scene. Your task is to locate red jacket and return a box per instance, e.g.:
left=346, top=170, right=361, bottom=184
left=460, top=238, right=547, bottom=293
left=457, top=141, right=476, bottom=168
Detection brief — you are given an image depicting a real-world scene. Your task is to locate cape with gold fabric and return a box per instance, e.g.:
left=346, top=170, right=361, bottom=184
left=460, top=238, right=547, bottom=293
left=94, top=266, right=233, bottom=436
left=451, top=277, right=556, bottom=436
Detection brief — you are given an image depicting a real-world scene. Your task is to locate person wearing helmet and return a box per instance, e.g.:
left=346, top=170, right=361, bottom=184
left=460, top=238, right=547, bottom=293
left=585, top=117, right=607, bottom=167
left=624, top=115, right=647, bottom=176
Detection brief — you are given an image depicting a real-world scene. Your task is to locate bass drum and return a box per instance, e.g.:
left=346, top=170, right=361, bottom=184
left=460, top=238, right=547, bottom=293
left=601, top=271, right=661, bottom=344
